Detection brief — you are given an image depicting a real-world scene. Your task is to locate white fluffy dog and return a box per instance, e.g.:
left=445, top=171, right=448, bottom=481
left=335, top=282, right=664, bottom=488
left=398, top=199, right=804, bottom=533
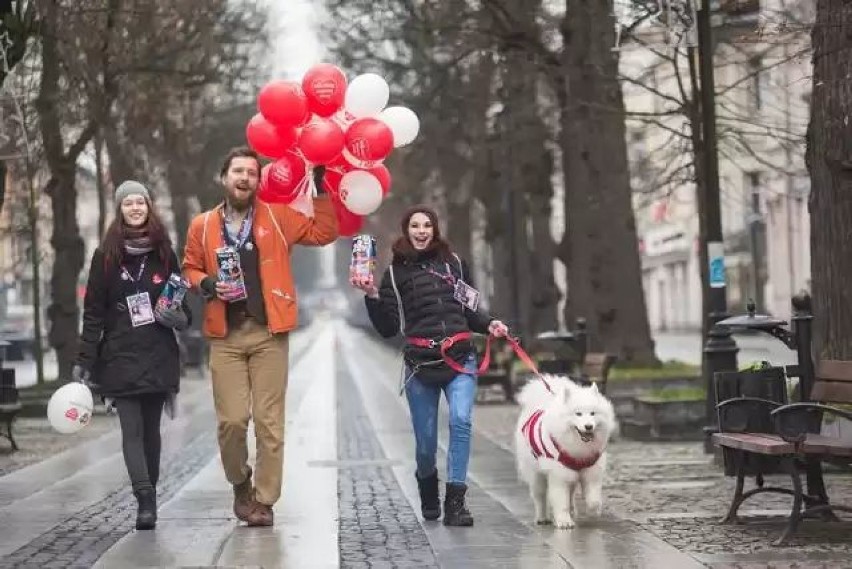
left=514, top=375, right=617, bottom=529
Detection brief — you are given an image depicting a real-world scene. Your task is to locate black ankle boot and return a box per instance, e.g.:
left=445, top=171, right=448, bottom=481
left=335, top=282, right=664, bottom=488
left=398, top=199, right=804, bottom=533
left=416, top=471, right=441, bottom=520
left=134, top=488, right=157, bottom=530
left=443, top=482, right=473, bottom=526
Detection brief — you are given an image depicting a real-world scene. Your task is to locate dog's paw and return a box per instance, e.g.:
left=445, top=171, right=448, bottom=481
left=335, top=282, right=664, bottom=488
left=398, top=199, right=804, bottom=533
left=554, top=516, right=575, bottom=529
left=586, top=500, right=603, bottom=517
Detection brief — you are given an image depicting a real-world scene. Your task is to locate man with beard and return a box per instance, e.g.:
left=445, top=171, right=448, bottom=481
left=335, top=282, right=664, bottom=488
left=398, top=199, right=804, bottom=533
left=183, top=147, right=338, bottom=526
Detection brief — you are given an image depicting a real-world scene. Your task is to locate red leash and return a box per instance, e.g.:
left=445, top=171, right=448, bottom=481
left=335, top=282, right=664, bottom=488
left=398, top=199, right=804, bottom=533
left=406, top=331, right=554, bottom=393
left=407, top=332, right=492, bottom=375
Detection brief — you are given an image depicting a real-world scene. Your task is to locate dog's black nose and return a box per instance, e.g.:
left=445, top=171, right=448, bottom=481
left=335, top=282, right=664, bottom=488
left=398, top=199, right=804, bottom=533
left=584, top=424, right=594, bottom=432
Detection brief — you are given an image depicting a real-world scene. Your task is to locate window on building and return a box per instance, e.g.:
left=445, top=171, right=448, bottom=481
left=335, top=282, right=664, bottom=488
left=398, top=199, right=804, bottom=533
left=747, top=57, right=764, bottom=112
left=720, top=0, right=760, bottom=15
left=746, top=172, right=761, bottom=216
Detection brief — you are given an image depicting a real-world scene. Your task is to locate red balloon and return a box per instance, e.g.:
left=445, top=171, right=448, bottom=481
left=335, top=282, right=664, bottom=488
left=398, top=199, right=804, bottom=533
left=258, top=80, right=310, bottom=127
left=322, top=168, right=344, bottom=198
left=259, top=163, right=271, bottom=192
left=302, top=63, right=347, bottom=118
left=264, top=152, right=307, bottom=203
left=246, top=114, right=297, bottom=159
left=298, top=118, right=345, bottom=165
left=344, top=118, right=394, bottom=163
left=368, top=165, right=391, bottom=195
left=259, top=185, right=292, bottom=204
left=326, top=153, right=353, bottom=172
left=333, top=200, right=364, bottom=237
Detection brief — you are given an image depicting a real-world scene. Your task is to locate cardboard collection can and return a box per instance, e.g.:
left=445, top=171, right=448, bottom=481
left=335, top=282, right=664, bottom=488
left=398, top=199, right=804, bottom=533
left=350, top=235, right=377, bottom=281
left=216, top=247, right=248, bottom=301
left=155, top=273, right=190, bottom=314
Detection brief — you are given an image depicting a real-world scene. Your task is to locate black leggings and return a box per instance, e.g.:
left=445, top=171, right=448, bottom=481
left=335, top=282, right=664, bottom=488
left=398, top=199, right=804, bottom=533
left=114, top=393, right=167, bottom=493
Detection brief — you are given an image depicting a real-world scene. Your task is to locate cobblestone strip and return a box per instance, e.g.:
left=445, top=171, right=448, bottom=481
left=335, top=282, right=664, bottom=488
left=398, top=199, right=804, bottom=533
left=337, top=364, right=440, bottom=569
left=0, top=430, right=217, bottom=569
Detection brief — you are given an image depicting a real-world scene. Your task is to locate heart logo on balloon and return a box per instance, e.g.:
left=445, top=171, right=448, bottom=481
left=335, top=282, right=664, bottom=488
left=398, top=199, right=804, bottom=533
left=312, top=79, right=338, bottom=103
left=348, top=137, right=371, bottom=160
left=270, top=166, right=293, bottom=187
left=65, top=407, right=79, bottom=421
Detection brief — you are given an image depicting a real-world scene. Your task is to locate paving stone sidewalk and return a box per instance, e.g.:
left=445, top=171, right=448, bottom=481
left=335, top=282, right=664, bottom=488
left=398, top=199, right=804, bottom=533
left=337, top=361, right=440, bottom=569
left=0, top=369, right=211, bottom=477
left=472, top=399, right=852, bottom=568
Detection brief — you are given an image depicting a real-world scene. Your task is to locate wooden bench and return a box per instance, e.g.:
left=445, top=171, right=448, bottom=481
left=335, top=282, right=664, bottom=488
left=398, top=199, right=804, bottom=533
left=0, top=368, right=21, bottom=452
left=713, top=359, right=852, bottom=545
left=579, top=353, right=617, bottom=394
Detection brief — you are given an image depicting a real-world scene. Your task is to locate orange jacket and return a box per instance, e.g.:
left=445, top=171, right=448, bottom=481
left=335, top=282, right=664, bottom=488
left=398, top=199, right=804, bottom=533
left=182, top=197, right=339, bottom=338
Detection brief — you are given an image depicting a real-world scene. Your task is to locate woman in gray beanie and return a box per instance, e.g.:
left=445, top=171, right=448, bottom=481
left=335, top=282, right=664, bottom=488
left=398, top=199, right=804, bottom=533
left=74, top=180, right=191, bottom=530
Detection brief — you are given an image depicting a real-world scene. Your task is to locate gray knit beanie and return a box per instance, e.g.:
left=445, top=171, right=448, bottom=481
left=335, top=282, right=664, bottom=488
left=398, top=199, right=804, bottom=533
left=115, top=180, right=150, bottom=203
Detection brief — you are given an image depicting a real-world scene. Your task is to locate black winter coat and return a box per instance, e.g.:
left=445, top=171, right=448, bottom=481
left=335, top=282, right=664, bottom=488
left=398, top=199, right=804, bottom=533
left=365, top=249, right=493, bottom=382
left=76, top=247, right=189, bottom=397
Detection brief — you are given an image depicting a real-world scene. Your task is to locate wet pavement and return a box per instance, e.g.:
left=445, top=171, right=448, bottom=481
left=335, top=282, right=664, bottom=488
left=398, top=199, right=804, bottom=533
left=0, top=318, right=849, bottom=568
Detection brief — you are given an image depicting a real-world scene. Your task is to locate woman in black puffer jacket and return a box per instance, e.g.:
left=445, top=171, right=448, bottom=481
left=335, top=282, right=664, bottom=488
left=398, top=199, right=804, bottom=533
left=73, top=181, right=191, bottom=530
left=352, top=205, right=508, bottom=527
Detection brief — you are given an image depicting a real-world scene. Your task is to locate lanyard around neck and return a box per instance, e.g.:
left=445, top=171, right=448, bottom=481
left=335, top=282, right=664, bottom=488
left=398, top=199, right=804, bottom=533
left=120, top=254, right=148, bottom=286
left=222, top=207, right=253, bottom=249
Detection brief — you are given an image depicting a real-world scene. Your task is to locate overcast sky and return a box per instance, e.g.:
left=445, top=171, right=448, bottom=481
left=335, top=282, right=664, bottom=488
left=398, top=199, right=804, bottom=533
left=267, top=0, right=326, bottom=80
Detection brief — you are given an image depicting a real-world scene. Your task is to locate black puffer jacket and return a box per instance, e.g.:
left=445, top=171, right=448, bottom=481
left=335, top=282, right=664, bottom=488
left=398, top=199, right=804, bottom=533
left=76, top=247, right=190, bottom=397
left=365, top=249, right=493, bottom=382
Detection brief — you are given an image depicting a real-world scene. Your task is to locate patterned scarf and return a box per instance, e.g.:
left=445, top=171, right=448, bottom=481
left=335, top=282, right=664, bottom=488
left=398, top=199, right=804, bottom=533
left=123, top=225, right=154, bottom=256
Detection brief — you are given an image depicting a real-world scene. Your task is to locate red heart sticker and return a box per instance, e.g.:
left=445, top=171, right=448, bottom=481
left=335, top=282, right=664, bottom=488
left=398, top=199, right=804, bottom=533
left=311, top=78, right=337, bottom=103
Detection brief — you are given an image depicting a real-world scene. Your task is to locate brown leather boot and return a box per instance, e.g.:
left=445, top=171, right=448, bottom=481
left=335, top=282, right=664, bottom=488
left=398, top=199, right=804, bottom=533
left=233, top=472, right=256, bottom=522
left=246, top=503, right=274, bottom=527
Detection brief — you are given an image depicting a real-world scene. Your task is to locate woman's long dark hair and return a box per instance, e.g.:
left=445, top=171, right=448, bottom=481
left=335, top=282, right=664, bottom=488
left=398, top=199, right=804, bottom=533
left=391, top=205, right=452, bottom=262
left=101, top=199, right=172, bottom=267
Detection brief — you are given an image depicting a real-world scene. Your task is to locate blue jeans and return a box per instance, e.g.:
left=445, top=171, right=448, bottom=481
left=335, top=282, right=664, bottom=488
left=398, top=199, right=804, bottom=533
left=404, top=356, right=476, bottom=484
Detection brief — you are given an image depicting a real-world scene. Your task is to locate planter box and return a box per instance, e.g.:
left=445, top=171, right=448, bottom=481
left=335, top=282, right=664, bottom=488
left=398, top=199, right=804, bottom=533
left=623, top=397, right=706, bottom=441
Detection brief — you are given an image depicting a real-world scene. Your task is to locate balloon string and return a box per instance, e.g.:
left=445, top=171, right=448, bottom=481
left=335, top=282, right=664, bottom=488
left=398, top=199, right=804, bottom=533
left=294, top=173, right=311, bottom=198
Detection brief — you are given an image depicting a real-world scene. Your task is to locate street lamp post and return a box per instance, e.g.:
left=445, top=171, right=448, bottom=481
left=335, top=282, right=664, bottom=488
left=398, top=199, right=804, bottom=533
left=697, top=0, right=739, bottom=453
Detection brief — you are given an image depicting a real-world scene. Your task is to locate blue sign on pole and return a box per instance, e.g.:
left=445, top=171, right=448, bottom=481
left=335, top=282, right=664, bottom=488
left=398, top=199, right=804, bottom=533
left=708, top=241, right=725, bottom=289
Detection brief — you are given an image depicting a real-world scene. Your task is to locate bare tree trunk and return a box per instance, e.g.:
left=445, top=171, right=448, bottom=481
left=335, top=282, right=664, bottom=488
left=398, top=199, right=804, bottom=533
left=95, top=132, right=108, bottom=239
left=807, top=0, right=852, bottom=359
left=527, top=149, right=560, bottom=334
left=686, top=46, right=711, bottom=350
left=161, top=118, right=189, bottom=254
left=557, top=0, right=657, bottom=364
left=36, top=0, right=96, bottom=379
left=481, top=132, right=514, bottom=324
left=103, top=125, right=138, bottom=186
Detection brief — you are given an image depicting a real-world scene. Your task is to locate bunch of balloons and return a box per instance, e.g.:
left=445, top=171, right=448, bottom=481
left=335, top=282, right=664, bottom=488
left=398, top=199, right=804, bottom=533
left=246, top=63, right=420, bottom=236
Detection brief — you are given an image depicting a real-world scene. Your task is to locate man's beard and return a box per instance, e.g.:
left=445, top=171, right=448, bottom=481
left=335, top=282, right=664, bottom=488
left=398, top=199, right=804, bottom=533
left=227, top=186, right=255, bottom=211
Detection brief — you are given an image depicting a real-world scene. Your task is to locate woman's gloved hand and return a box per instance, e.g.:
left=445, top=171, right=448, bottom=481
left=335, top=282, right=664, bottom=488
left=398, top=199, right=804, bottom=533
left=72, top=363, right=98, bottom=389
left=156, top=306, right=189, bottom=330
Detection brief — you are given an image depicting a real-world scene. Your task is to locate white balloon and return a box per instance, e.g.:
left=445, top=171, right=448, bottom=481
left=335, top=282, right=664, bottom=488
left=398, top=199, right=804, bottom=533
left=47, top=382, right=94, bottom=434
left=339, top=170, right=383, bottom=216
left=345, top=73, right=390, bottom=118
left=379, top=106, right=420, bottom=147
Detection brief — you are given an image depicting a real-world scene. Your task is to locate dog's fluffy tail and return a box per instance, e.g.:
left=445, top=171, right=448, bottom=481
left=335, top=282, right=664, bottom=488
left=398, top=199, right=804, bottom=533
left=516, top=374, right=574, bottom=409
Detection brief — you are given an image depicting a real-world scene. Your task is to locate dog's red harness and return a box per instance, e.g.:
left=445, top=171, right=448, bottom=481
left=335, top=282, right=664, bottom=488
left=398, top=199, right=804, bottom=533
left=520, top=409, right=601, bottom=471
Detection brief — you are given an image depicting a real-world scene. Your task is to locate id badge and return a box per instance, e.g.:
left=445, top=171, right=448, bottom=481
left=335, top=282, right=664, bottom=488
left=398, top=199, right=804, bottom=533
left=454, top=280, right=480, bottom=312
left=127, top=292, right=155, bottom=327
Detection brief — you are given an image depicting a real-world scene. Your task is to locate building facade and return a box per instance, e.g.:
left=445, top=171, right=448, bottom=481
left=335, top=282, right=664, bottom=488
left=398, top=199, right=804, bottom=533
left=621, top=0, right=813, bottom=330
